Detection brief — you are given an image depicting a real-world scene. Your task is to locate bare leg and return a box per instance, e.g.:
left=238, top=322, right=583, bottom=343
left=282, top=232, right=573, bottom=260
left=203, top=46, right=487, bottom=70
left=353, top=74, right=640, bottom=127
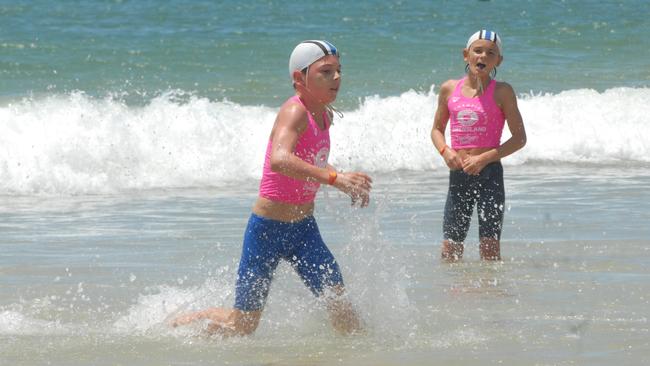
left=479, top=238, right=501, bottom=261
left=441, top=239, right=464, bottom=262
left=325, top=285, right=362, bottom=335
left=171, top=307, right=262, bottom=337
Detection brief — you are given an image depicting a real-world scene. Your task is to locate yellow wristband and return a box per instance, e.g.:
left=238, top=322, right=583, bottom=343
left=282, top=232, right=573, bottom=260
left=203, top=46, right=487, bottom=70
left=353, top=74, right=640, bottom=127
left=439, top=145, right=447, bottom=155
left=328, top=170, right=338, bottom=185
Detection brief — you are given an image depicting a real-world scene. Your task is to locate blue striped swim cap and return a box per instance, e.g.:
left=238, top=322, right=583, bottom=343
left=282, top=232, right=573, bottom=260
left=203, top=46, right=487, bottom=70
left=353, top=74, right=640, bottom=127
left=466, top=30, right=502, bottom=54
left=289, top=40, right=338, bottom=78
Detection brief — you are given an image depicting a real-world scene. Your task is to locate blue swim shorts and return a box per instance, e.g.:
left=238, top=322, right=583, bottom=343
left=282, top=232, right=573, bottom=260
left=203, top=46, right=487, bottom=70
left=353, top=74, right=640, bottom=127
left=234, top=213, right=344, bottom=311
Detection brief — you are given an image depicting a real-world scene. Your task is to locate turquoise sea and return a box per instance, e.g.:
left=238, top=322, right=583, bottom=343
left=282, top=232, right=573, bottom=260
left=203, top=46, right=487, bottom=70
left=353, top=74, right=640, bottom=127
left=1, top=1, right=650, bottom=365
left=3, top=0, right=650, bottom=106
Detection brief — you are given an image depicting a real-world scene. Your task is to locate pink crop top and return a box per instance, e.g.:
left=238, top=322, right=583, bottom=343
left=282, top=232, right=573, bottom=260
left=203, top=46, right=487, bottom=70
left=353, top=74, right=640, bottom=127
left=447, top=77, right=505, bottom=149
left=258, top=96, right=331, bottom=204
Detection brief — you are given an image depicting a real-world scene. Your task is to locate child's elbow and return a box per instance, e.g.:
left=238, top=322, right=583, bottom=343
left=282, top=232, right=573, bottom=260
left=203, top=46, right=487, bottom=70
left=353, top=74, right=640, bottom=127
left=269, top=158, right=281, bottom=173
left=269, top=154, right=285, bottom=173
left=519, top=134, right=527, bottom=148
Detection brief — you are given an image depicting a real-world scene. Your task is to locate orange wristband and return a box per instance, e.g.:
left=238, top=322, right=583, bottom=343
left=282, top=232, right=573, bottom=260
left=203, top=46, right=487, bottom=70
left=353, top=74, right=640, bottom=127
left=439, top=145, right=447, bottom=155
left=328, top=170, right=338, bottom=185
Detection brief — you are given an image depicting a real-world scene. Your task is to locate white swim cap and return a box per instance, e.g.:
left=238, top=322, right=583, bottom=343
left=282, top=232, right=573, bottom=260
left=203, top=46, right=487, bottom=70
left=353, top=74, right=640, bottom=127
left=466, top=30, right=502, bottom=55
left=289, top=40, right=338, bottom=78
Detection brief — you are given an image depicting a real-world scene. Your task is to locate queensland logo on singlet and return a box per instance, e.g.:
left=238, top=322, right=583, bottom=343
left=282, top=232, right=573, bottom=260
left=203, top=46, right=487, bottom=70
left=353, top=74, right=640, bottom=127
left=456, top=109, right=479, bottom=127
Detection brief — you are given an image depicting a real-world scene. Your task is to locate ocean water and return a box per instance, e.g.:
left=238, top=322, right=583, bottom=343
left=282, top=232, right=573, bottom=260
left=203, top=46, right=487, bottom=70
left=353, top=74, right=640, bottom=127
left=2, top=0, right=650, bottom=365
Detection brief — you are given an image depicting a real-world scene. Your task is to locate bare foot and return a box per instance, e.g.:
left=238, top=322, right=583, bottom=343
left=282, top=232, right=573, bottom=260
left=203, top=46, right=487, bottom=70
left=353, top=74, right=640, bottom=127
left=170, top=307, right=261, bottom=337
left=170, top=310, right=209, bottom=327
left=479, top=238, right=501, bottom=261
left=170, top=307, right=231, bottom=327
left=441, top=240, right=464, bottom=262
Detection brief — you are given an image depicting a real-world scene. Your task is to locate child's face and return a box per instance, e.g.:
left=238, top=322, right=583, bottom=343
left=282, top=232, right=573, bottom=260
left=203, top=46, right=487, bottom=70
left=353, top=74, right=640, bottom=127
left=305, top=55, right=341, bottom=104
left=464, top=39, right=502, bottom=76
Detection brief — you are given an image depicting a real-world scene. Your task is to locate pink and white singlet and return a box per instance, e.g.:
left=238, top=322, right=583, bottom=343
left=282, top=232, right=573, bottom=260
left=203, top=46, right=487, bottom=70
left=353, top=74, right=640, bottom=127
left=447, top=77, right=505, bottom=150
left=258, top=96, right=331, bottom=205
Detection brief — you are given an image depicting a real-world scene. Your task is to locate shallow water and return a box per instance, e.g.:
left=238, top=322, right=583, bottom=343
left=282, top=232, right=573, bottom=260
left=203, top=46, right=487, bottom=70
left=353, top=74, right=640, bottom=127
left=2, top=164, right=649, bottom=365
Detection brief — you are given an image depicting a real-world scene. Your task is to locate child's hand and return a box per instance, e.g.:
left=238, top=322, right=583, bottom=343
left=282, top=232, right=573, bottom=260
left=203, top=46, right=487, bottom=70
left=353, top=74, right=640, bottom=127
left=333, top=172, right=372, bottom=207
left=462, top=155, right=488, bottom=175
left=442, top=149, right=463, bottom=170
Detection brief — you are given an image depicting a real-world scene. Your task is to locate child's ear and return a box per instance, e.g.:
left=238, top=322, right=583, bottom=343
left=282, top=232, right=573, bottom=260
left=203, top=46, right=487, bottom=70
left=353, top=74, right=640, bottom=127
left=497, top=55, right=503, bottom=67
left=292, top=70, right=305, bottom=86
left=462, top=48, right=469, bottom=64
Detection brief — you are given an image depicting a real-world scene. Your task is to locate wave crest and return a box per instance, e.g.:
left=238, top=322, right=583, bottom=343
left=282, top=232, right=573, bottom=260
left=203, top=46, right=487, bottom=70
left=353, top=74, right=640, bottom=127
left=1, top=87, right=649, bottom=195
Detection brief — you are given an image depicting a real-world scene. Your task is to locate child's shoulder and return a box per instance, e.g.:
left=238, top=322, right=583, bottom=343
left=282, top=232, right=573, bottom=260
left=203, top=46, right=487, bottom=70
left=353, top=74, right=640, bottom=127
left=276, top=96, right=310, bottom=128
left=494, top=80, right=514, bottom=90
left=494, top=81, right=516, bottom=99
left=279, top=96, right=308, bottom=116
left=438, top=79, right=461, bottom=98
left=440, top=79, right=460, bottom=91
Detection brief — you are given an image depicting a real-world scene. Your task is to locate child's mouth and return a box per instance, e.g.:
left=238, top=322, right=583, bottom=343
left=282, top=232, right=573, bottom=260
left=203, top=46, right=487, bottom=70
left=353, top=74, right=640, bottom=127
left=477, top=63, right=486, bottom=70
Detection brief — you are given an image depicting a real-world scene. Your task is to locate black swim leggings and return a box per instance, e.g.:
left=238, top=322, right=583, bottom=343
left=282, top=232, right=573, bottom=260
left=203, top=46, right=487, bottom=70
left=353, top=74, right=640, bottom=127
left=443, top=162, right=505, bottom=243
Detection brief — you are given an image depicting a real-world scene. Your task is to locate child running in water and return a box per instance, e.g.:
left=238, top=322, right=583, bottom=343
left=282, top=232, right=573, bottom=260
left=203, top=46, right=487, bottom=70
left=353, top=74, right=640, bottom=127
left=431, top=30, right=526, bottom=261
left=172, top=40, right=372, bottom=336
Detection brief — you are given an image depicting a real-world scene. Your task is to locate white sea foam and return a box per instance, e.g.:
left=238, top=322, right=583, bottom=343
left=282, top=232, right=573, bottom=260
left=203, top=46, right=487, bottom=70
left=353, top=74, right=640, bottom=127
left=1, top=87, right=649, bottom=195
left=0, top=310, right=68, bottom=336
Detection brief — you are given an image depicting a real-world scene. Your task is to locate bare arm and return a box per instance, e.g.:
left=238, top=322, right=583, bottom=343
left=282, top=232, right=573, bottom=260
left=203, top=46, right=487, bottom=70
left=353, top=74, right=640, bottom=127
left=431, top=80, right=464, bottom=170
left=495, top=82, right=527, bottom=158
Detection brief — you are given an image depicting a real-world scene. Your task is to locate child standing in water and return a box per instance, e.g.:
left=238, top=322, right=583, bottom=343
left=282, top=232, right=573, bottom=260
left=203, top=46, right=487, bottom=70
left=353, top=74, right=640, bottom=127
left=431, top=30, right=526, bottom=261
left=172, top=40, right=372, bottom=336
